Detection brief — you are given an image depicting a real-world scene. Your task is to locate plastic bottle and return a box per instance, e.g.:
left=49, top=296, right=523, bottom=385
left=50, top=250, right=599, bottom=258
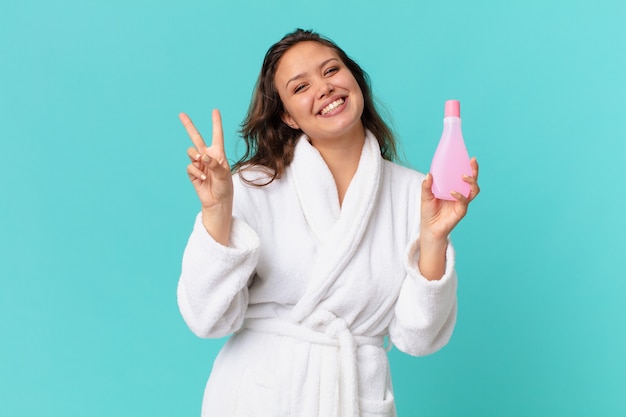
left=430, top=99, right=472, bottom=200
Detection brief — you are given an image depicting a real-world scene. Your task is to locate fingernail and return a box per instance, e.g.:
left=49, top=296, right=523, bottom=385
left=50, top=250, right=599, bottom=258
left=195, top=153, right=201, bottom=160
left=200, top=174, right=207, bottom=180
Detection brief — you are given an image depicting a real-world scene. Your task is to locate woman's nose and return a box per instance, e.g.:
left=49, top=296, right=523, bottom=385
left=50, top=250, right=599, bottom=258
left=318, top=82, right=334, bottom=99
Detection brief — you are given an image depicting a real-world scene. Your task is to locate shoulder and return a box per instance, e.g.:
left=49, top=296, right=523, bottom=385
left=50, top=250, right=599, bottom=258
left=233, top=165, right=276, bottom=187
left=377, top=160, right=424, bottom=233
left=231, top=166, right=286, bottom=224
left=382, top=159, right=426, bottom=187
left=232, top=165, right=290, bottom=201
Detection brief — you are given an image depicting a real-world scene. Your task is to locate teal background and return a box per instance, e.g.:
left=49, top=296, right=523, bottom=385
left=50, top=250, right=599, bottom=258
left=1, top=0, right=625, bottom=415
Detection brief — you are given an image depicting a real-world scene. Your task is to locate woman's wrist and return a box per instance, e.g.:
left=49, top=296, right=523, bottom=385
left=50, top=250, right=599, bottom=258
left=201, top=204, right=233, bottom=246
left=419, top=232, right=448, bottom=252
left=417, top=231, right=448, bottom=281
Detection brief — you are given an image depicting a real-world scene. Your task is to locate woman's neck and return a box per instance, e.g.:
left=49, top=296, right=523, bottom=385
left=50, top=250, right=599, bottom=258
left=310, top=128, right=365, bottom=207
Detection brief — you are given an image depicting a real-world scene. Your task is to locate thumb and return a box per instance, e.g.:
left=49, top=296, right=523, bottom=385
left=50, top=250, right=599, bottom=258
left=422, top=173, right=435, bottom=201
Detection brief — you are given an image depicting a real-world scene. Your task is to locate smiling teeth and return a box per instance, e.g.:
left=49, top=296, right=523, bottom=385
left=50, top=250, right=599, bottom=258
left=320, top=98, right=345, bottom=115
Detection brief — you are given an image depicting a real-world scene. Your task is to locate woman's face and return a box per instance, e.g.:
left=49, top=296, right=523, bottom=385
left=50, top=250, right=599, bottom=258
left=274, top=41, right=365, bottom=144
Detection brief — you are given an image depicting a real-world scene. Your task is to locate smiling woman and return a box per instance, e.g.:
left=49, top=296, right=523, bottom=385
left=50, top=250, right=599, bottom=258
left=274, top=41, right=367, bottom=204
left=275, top=42, right=365, bottom=145
left=177, top=28, right=480, bottom=416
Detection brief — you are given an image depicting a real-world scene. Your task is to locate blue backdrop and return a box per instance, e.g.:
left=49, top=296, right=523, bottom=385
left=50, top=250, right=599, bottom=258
left=1, top=0, right=625, bottom=415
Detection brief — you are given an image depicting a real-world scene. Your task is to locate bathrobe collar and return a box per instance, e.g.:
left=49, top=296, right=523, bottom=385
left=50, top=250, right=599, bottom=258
left=289, top=130, right=383, bottom=322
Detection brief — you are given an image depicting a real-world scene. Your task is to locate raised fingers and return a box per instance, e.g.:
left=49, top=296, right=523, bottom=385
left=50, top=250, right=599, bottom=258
left=211, top=109, right=225, bottom=154
left=179, top=112, right=207, bottom=151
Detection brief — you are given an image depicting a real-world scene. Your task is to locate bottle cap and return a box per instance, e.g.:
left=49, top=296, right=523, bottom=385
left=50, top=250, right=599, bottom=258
left=444, top=100, right=460, bottom=117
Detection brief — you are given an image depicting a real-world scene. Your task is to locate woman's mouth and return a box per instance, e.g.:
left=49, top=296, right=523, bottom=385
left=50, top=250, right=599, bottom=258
left=319, top=98, right=345, bottom=116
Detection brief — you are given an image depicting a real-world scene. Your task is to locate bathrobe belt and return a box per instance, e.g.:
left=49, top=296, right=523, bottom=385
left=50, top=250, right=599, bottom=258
left=243, top=311, right=386, bottom=417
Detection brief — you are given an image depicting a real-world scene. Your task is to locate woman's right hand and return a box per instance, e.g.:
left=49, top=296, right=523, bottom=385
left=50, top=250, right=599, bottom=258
left=180, top=109, right=233, bottom=245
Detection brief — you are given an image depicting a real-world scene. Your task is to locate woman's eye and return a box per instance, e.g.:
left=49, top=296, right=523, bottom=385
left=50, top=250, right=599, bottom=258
left=324, top=67, right=339, bottom=76
left=294, top=84, right=307, bottom=93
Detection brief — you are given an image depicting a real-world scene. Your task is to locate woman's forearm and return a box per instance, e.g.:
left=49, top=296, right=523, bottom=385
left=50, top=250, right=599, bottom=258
left=201, top=204, right=233, bottom=246
left=417, top=233, right=448, bottom=281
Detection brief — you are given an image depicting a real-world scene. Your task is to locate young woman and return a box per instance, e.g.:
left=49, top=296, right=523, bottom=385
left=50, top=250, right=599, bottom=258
left=178, top=29, right=479, bottom=417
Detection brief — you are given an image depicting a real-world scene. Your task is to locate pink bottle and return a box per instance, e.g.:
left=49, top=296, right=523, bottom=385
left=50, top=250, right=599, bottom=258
left=430, top=100, right=472, bottom=200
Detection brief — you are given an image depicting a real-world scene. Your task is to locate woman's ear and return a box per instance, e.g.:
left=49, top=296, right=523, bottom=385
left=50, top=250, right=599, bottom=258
left=281, top=112, right=300, bottom=130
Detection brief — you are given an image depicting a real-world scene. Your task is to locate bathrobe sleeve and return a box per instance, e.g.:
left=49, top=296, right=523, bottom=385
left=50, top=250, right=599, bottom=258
left=388, top=236, right=458, bottom=357
left=177, top=182, right=261, bottom=338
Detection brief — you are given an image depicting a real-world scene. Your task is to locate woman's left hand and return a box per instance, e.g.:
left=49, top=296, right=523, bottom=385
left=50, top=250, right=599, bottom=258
left=420, top=157, right=480, bottom=241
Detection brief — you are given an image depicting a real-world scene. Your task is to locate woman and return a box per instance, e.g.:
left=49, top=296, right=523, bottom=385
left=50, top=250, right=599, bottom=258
left=178, top=29, right=479, bottom=417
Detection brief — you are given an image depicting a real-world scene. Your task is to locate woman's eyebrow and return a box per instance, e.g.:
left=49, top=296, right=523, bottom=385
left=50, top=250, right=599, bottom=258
left=285, top=58, right=340, bottom=88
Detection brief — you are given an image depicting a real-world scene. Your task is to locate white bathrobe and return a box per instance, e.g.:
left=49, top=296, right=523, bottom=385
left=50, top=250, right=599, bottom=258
left=178, top=131, right=458, bottom=417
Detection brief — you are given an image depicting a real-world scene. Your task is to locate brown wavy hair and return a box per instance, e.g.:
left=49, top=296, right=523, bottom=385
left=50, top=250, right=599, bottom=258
left=234, top=28, right=397, bottom=185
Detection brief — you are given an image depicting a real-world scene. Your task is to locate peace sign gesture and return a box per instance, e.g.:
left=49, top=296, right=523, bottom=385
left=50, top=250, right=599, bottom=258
left=180, top=109, right=233, bottom=245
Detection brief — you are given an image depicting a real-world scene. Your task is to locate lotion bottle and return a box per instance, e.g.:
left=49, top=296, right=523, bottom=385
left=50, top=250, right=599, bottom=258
left=430, top=99, right=472, bottom=200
